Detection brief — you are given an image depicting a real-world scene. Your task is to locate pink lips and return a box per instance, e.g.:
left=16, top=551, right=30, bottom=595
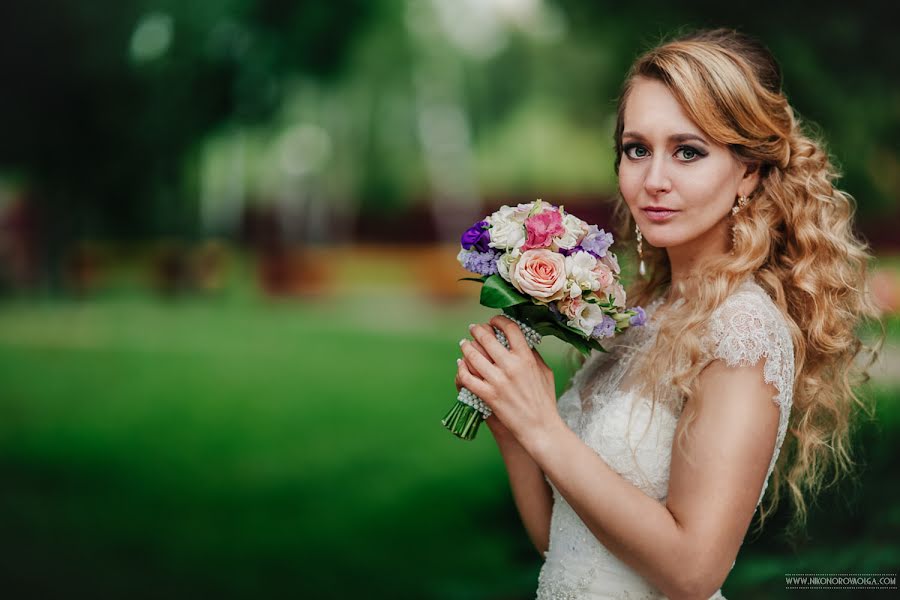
left=642, top=207, right=678, bottom=222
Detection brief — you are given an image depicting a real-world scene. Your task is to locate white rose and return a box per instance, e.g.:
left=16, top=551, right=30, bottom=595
left=554, top=214, right=589, bottom=250
left=486, top=205, right=529, bottom=251
left=564, top=250, right=600, bottom=298
left=569, top=300, right=606, bottom=336
left=496, top=248, right=522, bottom=283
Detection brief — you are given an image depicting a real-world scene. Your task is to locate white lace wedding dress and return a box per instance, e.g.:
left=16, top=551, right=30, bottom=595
left=535, top=277, right=795, bottom=600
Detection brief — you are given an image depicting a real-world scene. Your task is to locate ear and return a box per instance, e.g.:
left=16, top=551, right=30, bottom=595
left=739, top=162, right=761, bottom=197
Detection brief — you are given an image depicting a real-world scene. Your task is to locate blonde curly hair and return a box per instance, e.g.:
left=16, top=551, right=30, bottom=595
left=580, top=27, right=886, bottom=539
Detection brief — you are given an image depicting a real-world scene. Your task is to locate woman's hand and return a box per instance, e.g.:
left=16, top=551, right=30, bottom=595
left=455, top=315, right=563, bottom=451
left=454, top=335, right=516, bottom=444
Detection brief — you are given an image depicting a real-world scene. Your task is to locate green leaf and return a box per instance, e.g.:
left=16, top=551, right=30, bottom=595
left=485, top=290, right=614, bottom=357
left=514, top=312, right=610, bottom=358
left=457, top=276, right=488, bottom=283
left=479, top=274, right=530, bottom=308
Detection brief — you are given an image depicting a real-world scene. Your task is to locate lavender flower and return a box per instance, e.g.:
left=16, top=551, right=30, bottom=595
left=460, top=220, right=492, bottom=253
left=629, top=306, right=647, bottom=327
left=591, top=314, right=616, bottom=339
left=581, top=225, right=613, bottom=258
left=461, top=249, right=500, bottom=276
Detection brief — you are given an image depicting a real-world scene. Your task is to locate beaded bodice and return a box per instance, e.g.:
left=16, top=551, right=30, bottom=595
left=535, top=277, right=795, bottom=600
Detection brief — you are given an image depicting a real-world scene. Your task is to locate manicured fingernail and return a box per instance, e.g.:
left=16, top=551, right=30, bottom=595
left=468, top=323, right=475, bottom=331
left=459, top=338, right=466, bottom=347
left=456, top=358, right=462, bottom=365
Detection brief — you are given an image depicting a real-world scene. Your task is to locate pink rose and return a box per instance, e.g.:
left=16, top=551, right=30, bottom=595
left=522, top=209, right=566, bottom=251
left=592, top=262, right=615, bottom=291
left=511, top=249, right=567, bottom=301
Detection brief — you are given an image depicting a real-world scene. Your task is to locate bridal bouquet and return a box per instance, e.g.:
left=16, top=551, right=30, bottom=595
left=443, top=198, right=648, bottom=440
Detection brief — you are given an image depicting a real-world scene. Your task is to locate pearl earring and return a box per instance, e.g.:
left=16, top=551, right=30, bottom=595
left=635, top=223, right=646, bottom=277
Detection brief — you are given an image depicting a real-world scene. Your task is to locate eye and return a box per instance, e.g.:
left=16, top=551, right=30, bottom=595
left=623, top=143, right=649, bottom=159
left=675, top=145, right=706, bottom=162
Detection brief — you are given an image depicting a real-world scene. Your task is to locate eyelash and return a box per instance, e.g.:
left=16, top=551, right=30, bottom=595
left=622, top=143, right=707, bottom=162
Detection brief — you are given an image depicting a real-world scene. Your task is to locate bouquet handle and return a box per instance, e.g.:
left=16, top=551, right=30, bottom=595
left=441, top=314, right=542, bottom=440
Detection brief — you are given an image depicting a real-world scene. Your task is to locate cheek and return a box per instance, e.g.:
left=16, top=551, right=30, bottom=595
left=617, top=166, right=642, bottom=203
left=680, top=159, right=738, bottom=207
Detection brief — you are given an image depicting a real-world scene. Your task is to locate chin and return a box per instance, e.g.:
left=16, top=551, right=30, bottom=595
left=641, top=223, right=695, bottom=246
left=641, top=233, right=676, bottom=249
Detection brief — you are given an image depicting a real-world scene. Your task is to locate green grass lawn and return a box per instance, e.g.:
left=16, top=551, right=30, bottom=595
left=0, top=294, right=559, bottom=599
left=0, top=292, right=896, bottom=599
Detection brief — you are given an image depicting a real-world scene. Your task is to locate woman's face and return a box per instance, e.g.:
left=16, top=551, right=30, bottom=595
left=617, top=76, right=758, bottom=261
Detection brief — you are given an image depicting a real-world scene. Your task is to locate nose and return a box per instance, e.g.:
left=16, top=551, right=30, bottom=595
left=643, top=154, right=671, bottom=196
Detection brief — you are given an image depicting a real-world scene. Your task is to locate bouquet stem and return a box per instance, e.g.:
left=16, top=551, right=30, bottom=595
left=441, top=401, right=484, bottom=440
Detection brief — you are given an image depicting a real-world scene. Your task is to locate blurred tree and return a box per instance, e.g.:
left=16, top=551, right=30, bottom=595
left=0, top=0, right=373, bottom=282
left=0, top=0, right=896, bottom=284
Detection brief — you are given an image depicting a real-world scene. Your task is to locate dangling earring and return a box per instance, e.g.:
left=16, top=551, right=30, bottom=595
left=635, top=223, right=646, bottom=277
left=731, top=195, right=750, bottom=216
left=730, top=195, right=749, bottom=255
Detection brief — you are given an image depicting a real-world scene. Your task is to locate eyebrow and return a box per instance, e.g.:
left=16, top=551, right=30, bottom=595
left=622, top=131, right=710, bottom=145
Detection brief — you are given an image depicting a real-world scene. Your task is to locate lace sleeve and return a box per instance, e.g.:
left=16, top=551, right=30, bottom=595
left=701, top=285, right=796, bottom=504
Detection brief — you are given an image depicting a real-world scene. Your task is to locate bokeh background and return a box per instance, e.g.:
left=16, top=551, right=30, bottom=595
left=0, top=1, right=897, bottom=598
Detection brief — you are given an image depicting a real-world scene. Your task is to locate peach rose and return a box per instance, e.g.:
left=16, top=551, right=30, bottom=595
left=511, top=249, right=567, bottom=301
left=592, top=262, right=615, bottom=291
left=557, top=295, right=584, bottom=319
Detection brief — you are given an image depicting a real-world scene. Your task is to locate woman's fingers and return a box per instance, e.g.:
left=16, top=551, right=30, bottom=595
left=468, top=322, right=514, bottom=368
left=456, top=355, right=493, bottom=403
left=466, top=338, right=492, bottom=378
left=456, top=337, right=492, bottom=391
left=460, top=336, right=499, bottom=383
left=489, top=315, right=531, bottom=356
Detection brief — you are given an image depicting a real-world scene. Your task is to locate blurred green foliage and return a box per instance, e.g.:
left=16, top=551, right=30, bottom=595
left=0, top=0, right=896, bottom=245
left=0, top=0, right=372, bottom=239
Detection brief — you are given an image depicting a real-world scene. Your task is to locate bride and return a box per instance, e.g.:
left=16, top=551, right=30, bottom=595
left=455, top=28, right=883, bottom=599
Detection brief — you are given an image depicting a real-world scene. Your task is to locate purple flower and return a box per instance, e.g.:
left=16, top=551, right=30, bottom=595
left=461, top=220, right=492, bottom=253
left=581, top=225, right=613, bottom=258
left=461, top=249, right=500, bottom=276
left=558, top=245, right=582, bottom=257
left=548, top=301, right=565, bottom=321
left=591, top=314, right=616, bottom=339
left=629, top=306, right=647, bottom=327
